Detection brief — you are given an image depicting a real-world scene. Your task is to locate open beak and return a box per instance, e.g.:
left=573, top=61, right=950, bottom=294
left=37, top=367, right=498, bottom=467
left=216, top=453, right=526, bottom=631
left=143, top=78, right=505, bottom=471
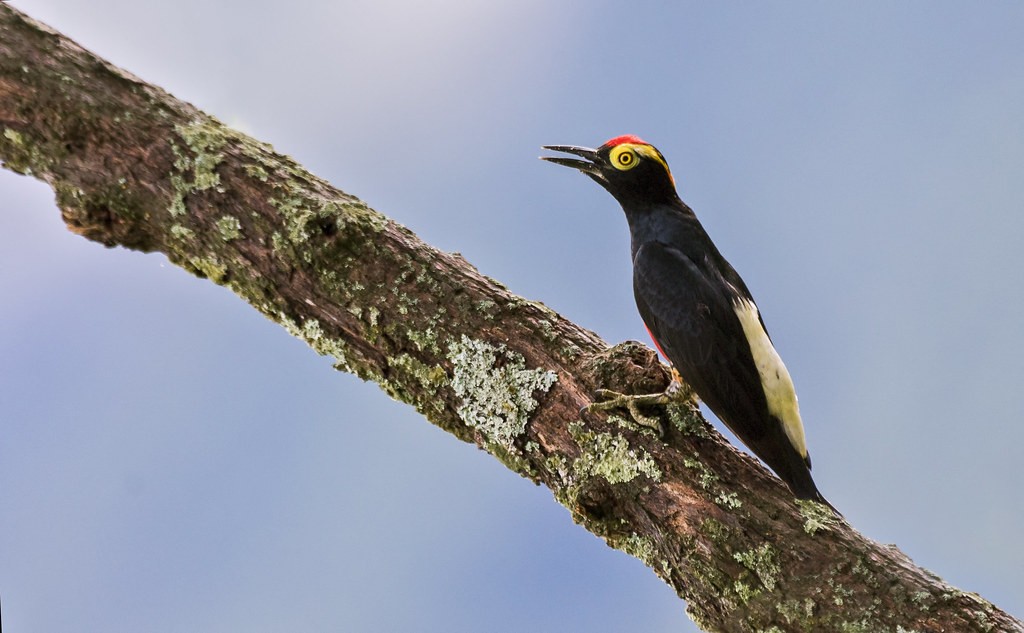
left=541, top=145, right=605, bottom=182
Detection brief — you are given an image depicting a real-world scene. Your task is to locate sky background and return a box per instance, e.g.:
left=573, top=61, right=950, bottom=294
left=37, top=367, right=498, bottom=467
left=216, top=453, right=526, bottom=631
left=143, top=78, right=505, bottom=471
left=2, top=2, right=1023, bottom=631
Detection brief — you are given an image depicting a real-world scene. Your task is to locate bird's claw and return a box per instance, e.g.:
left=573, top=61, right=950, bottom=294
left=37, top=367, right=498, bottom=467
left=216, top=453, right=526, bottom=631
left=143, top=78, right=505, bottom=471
left=665, top=370, right=696, bottom=402
left=582, top=388, right=673, bottom=434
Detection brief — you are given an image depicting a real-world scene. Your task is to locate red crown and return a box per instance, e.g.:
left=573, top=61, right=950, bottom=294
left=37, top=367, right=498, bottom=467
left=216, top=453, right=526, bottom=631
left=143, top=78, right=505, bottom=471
left=603, top=134, right=648, bottom=147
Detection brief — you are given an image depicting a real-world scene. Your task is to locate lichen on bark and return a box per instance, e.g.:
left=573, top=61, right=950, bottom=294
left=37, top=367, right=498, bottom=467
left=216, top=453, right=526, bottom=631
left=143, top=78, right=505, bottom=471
left=448, top=335, right=558, bottom=449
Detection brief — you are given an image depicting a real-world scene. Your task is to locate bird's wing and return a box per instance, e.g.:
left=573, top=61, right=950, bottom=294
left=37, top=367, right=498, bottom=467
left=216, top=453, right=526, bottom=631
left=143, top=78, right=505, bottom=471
left=717, top=258, right=774, bottom=343
left=632, top=240, right=769, bottom=442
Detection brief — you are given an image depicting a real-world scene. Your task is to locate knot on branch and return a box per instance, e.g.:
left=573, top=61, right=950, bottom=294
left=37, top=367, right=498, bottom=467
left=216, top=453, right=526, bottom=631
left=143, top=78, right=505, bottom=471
left=57, top=180, right=156, bottom=251
left=578, top=340, right=669, bottom=396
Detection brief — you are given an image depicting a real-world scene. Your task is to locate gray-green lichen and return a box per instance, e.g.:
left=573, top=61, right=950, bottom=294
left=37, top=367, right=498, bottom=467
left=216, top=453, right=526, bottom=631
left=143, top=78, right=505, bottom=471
left=619, top=533, right=671, bottom=576
left=570, top=420, right=661, bottom=484
left=715, top=491, right=742, bottom=510
left=170, top=224, right=195, bottom=241
left=268, top=193, right=313, bottom=245
left=380, top=352, right=447, bottom=415
left=406, top=326, right=440, bottom=354
left=733, top=543, right=781, bottom=592
left=545, top=453, right=571, bottom=483
left=176, top=120, right=226, bottom=191
left=699, top=517, right=732, bottom=546
left=1, top=126, right=51, bottom=176
left=798, top=499, right=841, bottom=535
left=828, top=575, right=855, bottom=606
left=447, top=335, right=557, bottom=448
left=185, top=254, right=228, bottom=284
left=720, top=541, right=784, bottom=608
left=244, top=162, right=269, bottom=182
left=269, top=193, right=386, bottom=258
left=733, top=580, right=759, bottom=604
left=474, top=299, right=497, bottom=320
left=169, top=119, right=227, bottom=216
left=776, top=597, right=816, bottom=625
left=836, top=618, right=879, bottom=633
left=216, top=215, right=242, bottom=241
left=3, top=128, right=23, bottom=146
left=667, top=402, right=710, bottom=438
left=909, top=590, right=932, bottom=611
left=683, top=453, right=719, bottom=489
left=535, top=318, right=558, bottom=342
left=279, top=314, right=352, bottom=373
left=270, top=231, right=288, bottom=253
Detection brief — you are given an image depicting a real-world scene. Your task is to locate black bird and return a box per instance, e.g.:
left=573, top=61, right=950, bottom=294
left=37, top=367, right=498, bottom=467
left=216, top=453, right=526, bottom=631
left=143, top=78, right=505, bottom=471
left=543, top=135, right=831, bottom=507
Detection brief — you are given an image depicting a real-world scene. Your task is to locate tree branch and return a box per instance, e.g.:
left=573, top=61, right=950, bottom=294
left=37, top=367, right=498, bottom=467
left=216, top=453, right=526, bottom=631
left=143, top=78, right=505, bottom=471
left=1, top=6, right=1019, bottom=632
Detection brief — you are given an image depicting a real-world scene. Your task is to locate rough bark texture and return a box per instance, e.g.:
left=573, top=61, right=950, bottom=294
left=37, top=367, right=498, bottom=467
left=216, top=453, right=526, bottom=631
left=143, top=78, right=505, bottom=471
left=1, top=6, right=1020, bottom=632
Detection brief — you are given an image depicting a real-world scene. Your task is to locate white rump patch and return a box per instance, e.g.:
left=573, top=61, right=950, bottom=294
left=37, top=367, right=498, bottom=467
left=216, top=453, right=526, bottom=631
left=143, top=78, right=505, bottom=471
left=732, top=298, right=808, bottom=458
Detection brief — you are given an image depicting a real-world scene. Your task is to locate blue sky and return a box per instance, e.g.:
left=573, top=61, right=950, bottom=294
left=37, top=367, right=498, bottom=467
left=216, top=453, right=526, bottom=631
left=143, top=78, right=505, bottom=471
left=2, top=2, right=1023, bottom=631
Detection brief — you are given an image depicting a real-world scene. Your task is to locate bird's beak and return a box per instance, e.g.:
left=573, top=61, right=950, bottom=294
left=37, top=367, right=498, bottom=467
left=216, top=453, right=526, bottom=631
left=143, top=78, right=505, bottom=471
left=541, top=145, right=605, bottom=183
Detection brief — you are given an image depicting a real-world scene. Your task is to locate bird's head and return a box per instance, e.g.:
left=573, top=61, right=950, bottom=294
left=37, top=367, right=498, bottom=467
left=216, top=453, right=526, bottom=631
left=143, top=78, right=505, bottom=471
left=542, top=135, right=678, bottom=206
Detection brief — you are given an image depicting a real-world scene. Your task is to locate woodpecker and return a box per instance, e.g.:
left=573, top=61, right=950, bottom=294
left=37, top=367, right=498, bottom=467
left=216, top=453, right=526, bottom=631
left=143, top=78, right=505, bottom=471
left=542, top=135, right=831, bottom=507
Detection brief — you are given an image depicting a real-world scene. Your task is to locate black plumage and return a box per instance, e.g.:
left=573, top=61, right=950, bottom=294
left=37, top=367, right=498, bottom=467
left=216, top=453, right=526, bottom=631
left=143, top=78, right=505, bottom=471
left=543, top=135, right=831, bottom=507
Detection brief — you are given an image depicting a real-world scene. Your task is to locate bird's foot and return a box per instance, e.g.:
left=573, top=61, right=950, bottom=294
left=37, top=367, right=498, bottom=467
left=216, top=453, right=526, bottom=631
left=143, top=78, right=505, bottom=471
left=665, top=369, right=696, bottom=403
left=583, top=388, right=679, bottom=434
left=582, top=368, right=696, bottom=434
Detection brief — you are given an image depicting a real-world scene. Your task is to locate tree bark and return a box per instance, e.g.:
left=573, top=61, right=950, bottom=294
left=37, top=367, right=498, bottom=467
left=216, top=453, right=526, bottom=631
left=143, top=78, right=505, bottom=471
left=1, top=5, right=1020, bottom=632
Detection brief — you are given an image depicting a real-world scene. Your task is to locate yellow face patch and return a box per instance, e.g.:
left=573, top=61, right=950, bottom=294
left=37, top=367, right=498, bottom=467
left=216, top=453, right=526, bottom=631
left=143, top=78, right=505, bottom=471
left=609, top=144, right=640, bottom=171
left=608, top=143, right=675, bottom=185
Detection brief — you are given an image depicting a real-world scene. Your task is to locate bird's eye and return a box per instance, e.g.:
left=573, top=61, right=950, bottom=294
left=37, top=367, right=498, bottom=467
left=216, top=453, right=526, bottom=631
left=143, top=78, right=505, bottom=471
left=610, top=145, right=640, bottom=171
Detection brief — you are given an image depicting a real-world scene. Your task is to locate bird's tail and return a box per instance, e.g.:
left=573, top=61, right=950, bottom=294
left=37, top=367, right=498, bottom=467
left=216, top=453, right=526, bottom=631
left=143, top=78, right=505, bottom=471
left=777, top=455, right=839, bottom=515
